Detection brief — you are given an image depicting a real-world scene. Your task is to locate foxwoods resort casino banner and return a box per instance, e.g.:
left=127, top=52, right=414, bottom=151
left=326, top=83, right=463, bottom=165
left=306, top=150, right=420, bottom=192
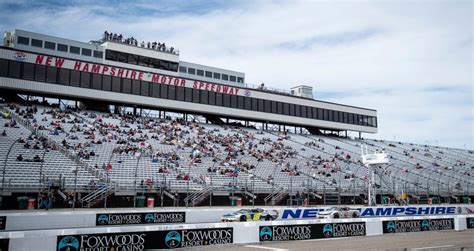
left=259, top=222, right=366, bottom=242
left=95, top=212, right=185, bottom=226
left=467, top=218, right=474, bottom=229
left=382, top=218, right=454, bottom=234
left=57, top=227, right=233, bottom=250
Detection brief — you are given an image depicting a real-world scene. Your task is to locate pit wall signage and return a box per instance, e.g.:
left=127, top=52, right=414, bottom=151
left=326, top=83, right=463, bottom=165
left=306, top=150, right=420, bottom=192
left=0, top=49, right=248, bottom=97
left=467, top=218, right=474, bottom=229
left=382, top=218, right=454, bottom=233
left=278, top=205, right=474, bottom=220
left=95, top=212, right=185, bottom=226
left=57, top=227, right=233, bottom=250
left=259, top=222, right=365, bottom=242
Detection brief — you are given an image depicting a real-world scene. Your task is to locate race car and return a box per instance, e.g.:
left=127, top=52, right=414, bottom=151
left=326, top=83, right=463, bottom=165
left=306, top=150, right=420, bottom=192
left=317, top=206, right=360, bottom=219
left=221, top=208, right=278, bottom=222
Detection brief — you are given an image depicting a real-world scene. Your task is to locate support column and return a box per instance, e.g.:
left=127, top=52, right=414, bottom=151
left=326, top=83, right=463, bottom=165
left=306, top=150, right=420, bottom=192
left=359, top=132, right=362, bottom=139
left=345, top=131, right=348, bottom=137
left=133, top=106, right=137, bottom=116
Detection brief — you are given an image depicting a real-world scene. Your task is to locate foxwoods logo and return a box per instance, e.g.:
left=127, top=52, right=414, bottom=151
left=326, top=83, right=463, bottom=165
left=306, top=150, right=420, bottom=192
left=145, top=213, right=155, bottom=223
left=144, top=212, right=185, bottom=223
left=57, top=236, right=79, bottom=251
left=421, top=220, right=430, bottom=230
left=97, top=214, right=109, bottom=225
left=323, top=224, right=333, bottom=237
left=324, top=223, right=365, bottom=238
left=180, top=228, right=233, bottom=247
left=260, top=227, right=273, bottom=241
left=386, top=221, right=396, bottom=233
left=165, top=231, right=181, bottom=248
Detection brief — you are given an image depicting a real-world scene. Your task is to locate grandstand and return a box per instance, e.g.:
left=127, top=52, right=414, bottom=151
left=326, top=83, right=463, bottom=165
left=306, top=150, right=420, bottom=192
left=0, top=29, right=472, bottom=209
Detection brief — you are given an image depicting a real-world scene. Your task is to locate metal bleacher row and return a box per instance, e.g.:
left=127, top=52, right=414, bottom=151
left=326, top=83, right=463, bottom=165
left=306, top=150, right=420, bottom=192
left=0, top=103, right=472, bottom=205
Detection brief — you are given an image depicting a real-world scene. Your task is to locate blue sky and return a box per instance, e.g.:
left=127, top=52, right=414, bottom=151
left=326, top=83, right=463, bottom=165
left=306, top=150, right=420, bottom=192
left=0, top=0, right=472, bottom=149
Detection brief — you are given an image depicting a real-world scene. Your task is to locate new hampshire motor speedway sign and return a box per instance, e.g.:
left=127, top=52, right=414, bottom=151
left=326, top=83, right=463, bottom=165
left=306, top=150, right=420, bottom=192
left=95, top=212, right=185, bottom=226
left=57, top=227, right=232, bottom=250
left=382, top=218, right=454, bottom=233
left=278, top=205, right=474, bottom=220
left=259, top=222, right=365, bottom=242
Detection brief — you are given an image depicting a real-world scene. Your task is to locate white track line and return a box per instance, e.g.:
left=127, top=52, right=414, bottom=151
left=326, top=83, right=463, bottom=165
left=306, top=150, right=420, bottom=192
left=244, top=244, right=288, bottom=251
left=301, top=237, right=350, bottom=242
left=412, top=245, right=454, bottom=250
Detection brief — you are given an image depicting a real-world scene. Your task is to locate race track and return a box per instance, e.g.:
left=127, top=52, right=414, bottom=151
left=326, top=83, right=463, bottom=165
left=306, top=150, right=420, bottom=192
left=203, top=229, right=474, bottom=251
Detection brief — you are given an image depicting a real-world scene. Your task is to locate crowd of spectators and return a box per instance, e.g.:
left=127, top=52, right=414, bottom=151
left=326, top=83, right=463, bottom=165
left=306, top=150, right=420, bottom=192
left=103, top=31, right=177, bottom=54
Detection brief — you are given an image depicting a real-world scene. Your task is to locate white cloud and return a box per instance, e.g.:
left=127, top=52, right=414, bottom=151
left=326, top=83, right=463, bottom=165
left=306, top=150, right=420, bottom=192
left=1, top=0, right=472, bottom=148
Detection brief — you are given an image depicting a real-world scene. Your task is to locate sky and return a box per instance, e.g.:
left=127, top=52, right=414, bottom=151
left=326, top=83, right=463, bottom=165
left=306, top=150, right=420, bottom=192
left=0, top=0, right=472, bottom=149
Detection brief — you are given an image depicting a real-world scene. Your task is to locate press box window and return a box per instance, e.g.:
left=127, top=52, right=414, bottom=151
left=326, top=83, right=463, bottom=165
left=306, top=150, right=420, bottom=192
left=237, top=77, right=244, bottom=83
left=188, top=68, right=196, bottom=75
left=31, top=39, right=43, bottom=48
left=70, top=46, right=80, bottom=54
left=93, top=51, right=103, bottom=58
left=229, top=75, right=236, bottom=82
left=44, top=41, right=56, bottom=50
left=197, top=69, right=204, bottom=76
left=179, top=66, right=187, bottom=73
left=213, top=72, right=221, bottom=79
left=82, top=48, right=92, bottom=56
left=205, top=71, right=212, bottom=78
left=222, top=74, right=228, bottom=81
left=17, top=36, right=29, bottom=45
left=57, top=44, right=68, bottom=52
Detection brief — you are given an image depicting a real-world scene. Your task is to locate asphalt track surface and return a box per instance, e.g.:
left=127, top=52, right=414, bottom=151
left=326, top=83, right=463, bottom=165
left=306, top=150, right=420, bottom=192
left=200, top=229, right=474, bottom=251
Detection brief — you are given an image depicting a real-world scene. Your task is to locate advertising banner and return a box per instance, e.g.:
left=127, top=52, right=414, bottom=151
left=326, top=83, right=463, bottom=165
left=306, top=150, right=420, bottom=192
left=57, top=227, right=233, bottom=250
left=95, top=212, right=185, bottom=226
left=382, top=218, right=454, bottom=234
left=259, top=222, right=365, bottom=242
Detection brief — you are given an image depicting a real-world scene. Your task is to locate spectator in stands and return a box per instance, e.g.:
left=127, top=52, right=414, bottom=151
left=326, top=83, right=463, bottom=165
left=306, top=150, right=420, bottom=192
left=47, top=189, right=55, bottom=209
left=16, top=154, right=23, bottom=161
left=1, top=130, right=5, bottom=136
left=33, top=155, right=42, bottom=162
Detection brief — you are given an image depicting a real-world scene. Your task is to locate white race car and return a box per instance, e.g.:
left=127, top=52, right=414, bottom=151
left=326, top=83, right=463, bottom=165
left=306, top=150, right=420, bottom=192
left=221, top=208, right=278, bottom=222
left=317, top=206, right=360, bottom=219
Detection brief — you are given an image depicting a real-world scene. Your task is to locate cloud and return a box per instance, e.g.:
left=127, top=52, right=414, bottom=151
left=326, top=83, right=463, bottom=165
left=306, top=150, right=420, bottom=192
left=0, top=0, right=472, bottom=148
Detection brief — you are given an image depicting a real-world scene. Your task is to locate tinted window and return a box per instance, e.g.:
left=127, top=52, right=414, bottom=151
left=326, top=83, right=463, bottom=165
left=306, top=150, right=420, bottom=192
left=289, top=104, right=295, bottom=116
left=132, top=80, right=140, bottom=95
left=0, top=59, right=9, bottom=77
left=213, top=72, right=221, bottom=79
left=34, top=65, right=46, bottom=82
left=70, top=70, right=80, bottom=86
left=277, top=102, right=283, bottom=114
left=237, top=77, right=244, bottom=83
left=128, top=54, right=138, bottom=64
left=70, top=46, right=80, bottom=54
left=205, top=71, right=212, bottom=78
left=208, top=92, right=215, bottom=105
left=8, top=61, right=21, bottom=78
left=244, top=97, right=251, bottom=110
left=264, top=100, right=271, bottom=113
left=105, top=50, right=117, bottom=61
left=17, top=36, right=29, bottom=45
left=168, top=85, right=176, bottom=100
left=176, top=86, right=185, bottom=101
left=122, top=78, right=132, bottom=93
left=251, top=98, right=258, bottom=111
left=46, top=66, right=57, bottom=83
left=200, top=90, right=208, bottom=104
left=193, top=89, right=200, bottom=103
left=93, top=51, right=103, bottom=58
left=328, top=110, right=333, bottom=121
left=141, top=81, right=150, bottom=96
left=271, top=101, right=277, bottom=113
left=179, top=66, right=187, bottom=73
left=112, top=76, right=121, bottom=92
left=31, top=39, right=43, bottom=47
left=22, top=63, right=35, bottom=80
left=295, top=105, right=301, bottom=117
left=80, top=72, right=90, bottom=88
left=215, top=93, right=223, bottom=106
left=229, top=75, right=236, bottom=82
left=222, top=74, right=228, bottom=81
left=92, top=74, right=102, bottom=89
left=283, top=103, right=289, bottom=115
left=58, top=69, right=70, bottom=85
left=185, top=87, right=193, bottom=102
left=151, top=83, right=160, bottom=97
left=160, top=84, right=168, bottom=99
left=238, top=96, right=244, bottom=109
left=197, top=69, right=204, bottom=76
left=231, top=95, right=238, bottom=108
left=57, top=44, right=68, bottom=52
left=44, top=41, right=55, bottom=50
left=102, top=75, right=112, bottom=91
left=223, top=94, right=231, bottom=107
left=188, top=68, right=196, bottom=75
left=258, top=99, right=264, bottom=112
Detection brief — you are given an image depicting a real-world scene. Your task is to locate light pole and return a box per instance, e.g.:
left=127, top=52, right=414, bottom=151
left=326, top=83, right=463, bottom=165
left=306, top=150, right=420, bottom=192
left=133, top=153, right=141, bottom=208
left=73, top=156, right=79, bottom=210
left=38, top=147, right=48, bottom=207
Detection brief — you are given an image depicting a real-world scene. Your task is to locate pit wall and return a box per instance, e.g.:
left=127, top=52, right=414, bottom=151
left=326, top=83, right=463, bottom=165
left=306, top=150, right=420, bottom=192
left=0, top=215, right=472, bottom=251
left=0, top=204, right=473, bottom=231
